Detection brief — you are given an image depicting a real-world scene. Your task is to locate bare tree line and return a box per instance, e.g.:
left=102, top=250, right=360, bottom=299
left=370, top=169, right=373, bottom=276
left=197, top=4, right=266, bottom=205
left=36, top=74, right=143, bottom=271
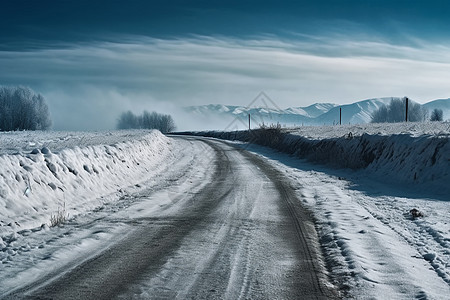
left=0, top=86, right=52, bottom=131
left=371, top=97, right=430, bottom=123
left=117, top=110, right=176, bottom=133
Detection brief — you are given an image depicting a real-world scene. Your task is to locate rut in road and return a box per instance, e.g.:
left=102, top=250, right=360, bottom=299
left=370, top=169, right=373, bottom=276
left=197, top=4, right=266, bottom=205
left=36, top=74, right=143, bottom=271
left=8, top=137, right=337, bottom=299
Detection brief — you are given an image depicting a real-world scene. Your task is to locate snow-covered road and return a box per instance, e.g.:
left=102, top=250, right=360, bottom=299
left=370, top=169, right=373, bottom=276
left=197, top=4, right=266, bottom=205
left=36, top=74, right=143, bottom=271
left=2, top=137, right=336, bottom=299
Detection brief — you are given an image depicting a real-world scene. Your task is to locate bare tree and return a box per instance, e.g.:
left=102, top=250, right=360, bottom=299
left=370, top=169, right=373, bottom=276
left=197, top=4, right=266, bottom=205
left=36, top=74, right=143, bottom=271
left=157, top=113, right=176, bottom=133
left=371, top=104, right=389, bottom=123
left=117, top=111, right=139, bottom=129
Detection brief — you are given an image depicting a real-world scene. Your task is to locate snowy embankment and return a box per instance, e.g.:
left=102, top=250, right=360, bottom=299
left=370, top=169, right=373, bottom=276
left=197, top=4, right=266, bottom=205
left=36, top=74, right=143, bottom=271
left=184, top=122, right=450, bottom=195
left=0, top=130, right=173, bottom=236
left=281, top=133, right=449, bottom=195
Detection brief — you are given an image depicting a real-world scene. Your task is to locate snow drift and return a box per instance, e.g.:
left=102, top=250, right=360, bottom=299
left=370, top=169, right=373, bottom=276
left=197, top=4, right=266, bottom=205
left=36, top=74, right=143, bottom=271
left=0, top=130, right=172, bottom=234
left=282, top=133, right=448, bottom=193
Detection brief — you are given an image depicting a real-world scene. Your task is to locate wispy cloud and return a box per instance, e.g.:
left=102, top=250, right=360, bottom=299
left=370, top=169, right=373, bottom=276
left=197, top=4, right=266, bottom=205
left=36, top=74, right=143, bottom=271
left=1, top=36, right=450, bottom=130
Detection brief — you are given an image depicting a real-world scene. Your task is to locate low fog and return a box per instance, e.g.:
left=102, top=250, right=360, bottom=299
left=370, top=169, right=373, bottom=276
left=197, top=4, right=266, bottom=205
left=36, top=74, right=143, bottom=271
left=43, top=87, right=243, bottom=132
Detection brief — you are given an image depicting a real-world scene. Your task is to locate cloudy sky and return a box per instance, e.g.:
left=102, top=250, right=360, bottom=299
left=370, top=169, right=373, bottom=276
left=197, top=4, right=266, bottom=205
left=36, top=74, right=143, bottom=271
left=2, top=0, right=450, bottom=130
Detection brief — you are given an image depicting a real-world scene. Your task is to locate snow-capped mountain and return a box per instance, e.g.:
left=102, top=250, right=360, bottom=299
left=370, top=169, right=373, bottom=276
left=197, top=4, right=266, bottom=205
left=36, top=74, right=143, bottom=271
left=184, top=103, right=338, bottom=126
left=185, top=103, right=337, bottom=119
left=314, top=98, right=394, bottom=125
left=184, top=97, right=450, bottom=128
left=285, top=103, right=338, bottom=118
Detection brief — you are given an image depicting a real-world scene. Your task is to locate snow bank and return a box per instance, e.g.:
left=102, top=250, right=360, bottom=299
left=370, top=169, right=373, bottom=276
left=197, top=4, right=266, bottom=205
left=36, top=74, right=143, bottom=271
left=0, top=130, right=172, bottom=234
left=181, top=122, right=450, bottom=195
left=281, top=133, right=449, bottom=190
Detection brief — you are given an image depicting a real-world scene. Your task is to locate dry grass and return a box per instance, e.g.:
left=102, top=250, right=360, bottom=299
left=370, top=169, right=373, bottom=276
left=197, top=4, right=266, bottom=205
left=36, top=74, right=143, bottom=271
left=50, top=202, right=69, bottom=227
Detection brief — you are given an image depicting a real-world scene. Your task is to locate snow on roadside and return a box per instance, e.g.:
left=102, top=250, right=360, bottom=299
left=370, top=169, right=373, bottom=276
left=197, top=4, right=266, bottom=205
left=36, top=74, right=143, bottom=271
left=283, top=123, right=450, bottom=197
left=282, top=131, right=450, bottom=196
left=241, top=143, right=450, bottom=299
left=0, top=130, right=173, bottom=235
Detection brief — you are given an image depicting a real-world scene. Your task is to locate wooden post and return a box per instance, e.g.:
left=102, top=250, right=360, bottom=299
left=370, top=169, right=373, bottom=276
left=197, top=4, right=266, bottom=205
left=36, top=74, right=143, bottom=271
left=248, top=114, right=251, bottom=130
left=339, top=107, right=342, bottom=125
left=405, top=97, right=409, bottom=122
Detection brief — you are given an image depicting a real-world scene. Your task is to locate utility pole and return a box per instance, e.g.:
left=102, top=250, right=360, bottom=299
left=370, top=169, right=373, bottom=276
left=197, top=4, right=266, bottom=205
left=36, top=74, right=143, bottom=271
left=405, top=97, right=409, bottom=122
left=339, top=107, right=342, bottom=125
left=248, top=114, right=251, bottom=130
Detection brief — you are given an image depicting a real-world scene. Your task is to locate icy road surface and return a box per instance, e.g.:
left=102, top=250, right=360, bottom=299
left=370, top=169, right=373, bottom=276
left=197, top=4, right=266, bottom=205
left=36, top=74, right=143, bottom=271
left=3, top=137, right=336, bottom=299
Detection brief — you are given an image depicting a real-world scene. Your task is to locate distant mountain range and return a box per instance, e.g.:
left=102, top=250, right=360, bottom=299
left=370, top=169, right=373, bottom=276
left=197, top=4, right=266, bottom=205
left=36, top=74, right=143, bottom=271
left=184, top=97, right=450, bottom=128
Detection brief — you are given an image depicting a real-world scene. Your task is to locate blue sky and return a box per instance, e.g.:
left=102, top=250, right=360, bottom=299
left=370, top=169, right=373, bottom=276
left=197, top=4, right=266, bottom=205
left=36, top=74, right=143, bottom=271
left=2, top=0, right=450, bottom=130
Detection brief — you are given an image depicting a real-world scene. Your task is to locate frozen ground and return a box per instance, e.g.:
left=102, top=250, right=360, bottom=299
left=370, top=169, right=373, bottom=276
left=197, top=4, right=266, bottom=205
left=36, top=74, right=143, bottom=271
left=0, top=125, right=449, bottom=299
left=286, top=121, right=450, bottom=139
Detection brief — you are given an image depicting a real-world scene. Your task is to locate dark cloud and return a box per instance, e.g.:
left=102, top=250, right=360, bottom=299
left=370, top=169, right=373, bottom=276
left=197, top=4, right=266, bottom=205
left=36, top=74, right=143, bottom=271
left=2, top=0, right=450, bottom=50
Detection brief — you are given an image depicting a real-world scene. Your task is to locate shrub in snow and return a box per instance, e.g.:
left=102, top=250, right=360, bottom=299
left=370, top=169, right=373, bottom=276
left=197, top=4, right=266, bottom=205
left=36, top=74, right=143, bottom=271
left=0, top=86, right=52, bottom=131
left=371, top=98, right=428, bottom=123
left=430, top=108, right=444, bottom=122
left=251, top=123, right=284, bottom=148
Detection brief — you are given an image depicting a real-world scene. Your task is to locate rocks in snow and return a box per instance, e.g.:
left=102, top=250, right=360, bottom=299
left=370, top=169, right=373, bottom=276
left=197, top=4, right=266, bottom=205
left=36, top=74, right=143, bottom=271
left=423, top=253, right=436, bottom=262
left=410, top=208, right=424, bottom=218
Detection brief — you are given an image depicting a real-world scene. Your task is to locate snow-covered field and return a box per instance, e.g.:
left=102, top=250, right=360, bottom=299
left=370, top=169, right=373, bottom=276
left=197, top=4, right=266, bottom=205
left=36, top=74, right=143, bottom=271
left=0, top=124, right=449, bottom=299
left=287, top=121, right=450, bottom=139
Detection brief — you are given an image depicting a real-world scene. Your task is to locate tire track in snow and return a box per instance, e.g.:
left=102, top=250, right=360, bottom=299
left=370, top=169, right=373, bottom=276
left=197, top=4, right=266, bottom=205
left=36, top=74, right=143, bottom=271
left=237, top=148, right=330, bottom=298
left=118, top=138, right=336, bottom=299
